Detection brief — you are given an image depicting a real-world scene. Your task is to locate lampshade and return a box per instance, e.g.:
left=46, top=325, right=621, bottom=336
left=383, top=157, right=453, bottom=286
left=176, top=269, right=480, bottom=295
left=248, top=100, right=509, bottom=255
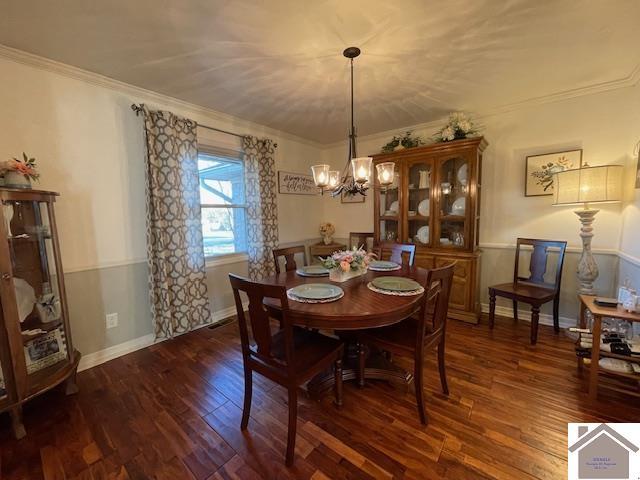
left=552, top=165, right=623, bottom=206
left=376, top=162, right=395, bottom=186
left=311, top=164, right=330, bottom=188
left=351, top=157, right=372, bottom=184
left=327, top=170, right=340, bottom=189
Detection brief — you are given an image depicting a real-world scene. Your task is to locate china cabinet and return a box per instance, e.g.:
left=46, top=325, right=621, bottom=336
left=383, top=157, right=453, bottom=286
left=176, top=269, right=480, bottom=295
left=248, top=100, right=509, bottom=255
left=372, top=137, right=488, bottom=323
left=0, top=188, right=79, bottom=438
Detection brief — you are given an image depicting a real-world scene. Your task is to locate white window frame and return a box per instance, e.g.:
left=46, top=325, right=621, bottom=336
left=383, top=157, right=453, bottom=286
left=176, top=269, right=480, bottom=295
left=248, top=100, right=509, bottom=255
left=198, top=146, right=249, bottom=266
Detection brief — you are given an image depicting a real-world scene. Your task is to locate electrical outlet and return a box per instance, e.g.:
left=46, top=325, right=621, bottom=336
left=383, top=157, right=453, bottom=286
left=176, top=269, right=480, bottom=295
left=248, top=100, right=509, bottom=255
left=106, top=313, right=119, bottom=329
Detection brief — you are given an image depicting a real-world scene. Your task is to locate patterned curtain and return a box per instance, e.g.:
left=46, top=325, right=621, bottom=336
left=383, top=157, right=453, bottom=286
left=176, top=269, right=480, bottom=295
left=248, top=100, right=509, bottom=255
left=242, top=136, right=278, bottom=280
left=140, top=106, right=212, bottom=339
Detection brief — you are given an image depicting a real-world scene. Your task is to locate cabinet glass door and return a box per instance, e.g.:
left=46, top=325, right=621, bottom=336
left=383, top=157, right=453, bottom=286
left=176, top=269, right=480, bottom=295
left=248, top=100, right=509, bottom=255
left=437, top=156, right=469, bottom=249
left=2, top=200, right=69, bottom=378
left=378, top=166, right=401, bottom=243
left=406, top=161, right=432, bottom=246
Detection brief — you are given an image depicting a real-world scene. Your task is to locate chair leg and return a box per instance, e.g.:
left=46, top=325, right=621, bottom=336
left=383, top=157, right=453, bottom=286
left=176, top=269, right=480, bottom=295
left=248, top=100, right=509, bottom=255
left=512, top=300, right=518, bottom=322
left=489, top=289, right=496, bottom=329
left=437, top=338, right=449, bottom=396
left=357, top=342, right=366, bottom=388
left=334, top=358, right=343, bottom=407
left=530, top=305, right=540, bottom=345
left=553, top=295, right=560, bottom=333
left=241, top=368, right=252, bottom=430
left=10, top=406, right=26, bottom=439
left=285, top=388, right=298, bottom=467
left=414, top=352, right=428, bottom=425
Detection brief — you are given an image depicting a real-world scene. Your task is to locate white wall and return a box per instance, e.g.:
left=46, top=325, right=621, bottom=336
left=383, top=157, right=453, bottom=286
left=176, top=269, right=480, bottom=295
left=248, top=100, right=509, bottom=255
left=0, top=49, right=324, bottom=358
left=0, top=54, right=324, bottom=273
left=321, top=81, right=640, bottom=319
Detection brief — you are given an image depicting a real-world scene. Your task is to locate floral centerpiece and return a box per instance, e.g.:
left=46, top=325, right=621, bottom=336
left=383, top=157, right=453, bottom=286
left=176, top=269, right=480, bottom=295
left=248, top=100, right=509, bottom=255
left=434, top=112, right=480, bottom=142
left=381, top=130, right=425, bottom=153
left=321, top=247, right=376, bottom=283
left=2, top=153, right=39, bottom=189
left=319, top=222, right=336, bottom=245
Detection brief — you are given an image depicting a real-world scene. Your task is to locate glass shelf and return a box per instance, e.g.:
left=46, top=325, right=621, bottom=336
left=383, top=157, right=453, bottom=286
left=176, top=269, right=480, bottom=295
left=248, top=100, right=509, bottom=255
left=437, top=156, right=469, bottom=248
left=2, top=199, right=69, bottom=376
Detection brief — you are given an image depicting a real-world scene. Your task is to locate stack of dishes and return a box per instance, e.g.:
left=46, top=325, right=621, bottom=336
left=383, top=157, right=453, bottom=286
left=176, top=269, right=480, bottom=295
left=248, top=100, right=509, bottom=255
left=296, top=265, right=329, bottom=277
left=368, top=260, right=401, bottom=272
left=368, top=276, right=424, bottom=296
left=287, top=283, right=344, bottom=303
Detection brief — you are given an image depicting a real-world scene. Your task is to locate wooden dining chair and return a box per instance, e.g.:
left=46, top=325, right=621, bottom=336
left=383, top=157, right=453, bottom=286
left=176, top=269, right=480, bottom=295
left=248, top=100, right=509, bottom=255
left=229, top=274, right=344, bottom=466
left=488, top=238, right=567, bottom=345
left=357, top=264, right=454, bottom=425
left=349, top=232, right=374, bottom=251
left=273, top=245, right=306, bottom=274
left=373, top=243, right=417, bottom=266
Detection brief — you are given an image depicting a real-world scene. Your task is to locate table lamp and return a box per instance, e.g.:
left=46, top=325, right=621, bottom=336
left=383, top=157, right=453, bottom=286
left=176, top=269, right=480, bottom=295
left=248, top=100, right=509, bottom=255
left=552, top=164, right=623, bottom=294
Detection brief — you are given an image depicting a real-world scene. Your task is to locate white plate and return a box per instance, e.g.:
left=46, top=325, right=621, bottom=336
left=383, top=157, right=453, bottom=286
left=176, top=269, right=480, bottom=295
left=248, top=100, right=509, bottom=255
left=440, top=238, right=451, bottom=245
left=417, top=226, right=429, bottom=244
left=451, top=197, right=465, bottom=215
left=457, top=164, right=468, bottom=184
left=418, top=199, right=430, bottom=217
left=289, top=283, right=343, bottom=300
left=389, top=200, right=399, bottom=213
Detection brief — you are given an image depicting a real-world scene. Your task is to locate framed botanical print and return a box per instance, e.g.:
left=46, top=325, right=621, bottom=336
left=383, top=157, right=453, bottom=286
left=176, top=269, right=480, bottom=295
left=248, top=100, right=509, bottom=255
left=525, top=149, right=583, bottom=197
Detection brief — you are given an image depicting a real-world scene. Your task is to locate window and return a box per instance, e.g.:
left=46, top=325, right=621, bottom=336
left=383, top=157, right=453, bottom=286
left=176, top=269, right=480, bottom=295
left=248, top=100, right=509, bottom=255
left=198, top=151, right=247, bottom=257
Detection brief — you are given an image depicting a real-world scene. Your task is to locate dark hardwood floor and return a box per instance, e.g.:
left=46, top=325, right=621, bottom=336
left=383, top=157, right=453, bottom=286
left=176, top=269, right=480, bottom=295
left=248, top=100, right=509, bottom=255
left=2, top=315, right=640, bottom=479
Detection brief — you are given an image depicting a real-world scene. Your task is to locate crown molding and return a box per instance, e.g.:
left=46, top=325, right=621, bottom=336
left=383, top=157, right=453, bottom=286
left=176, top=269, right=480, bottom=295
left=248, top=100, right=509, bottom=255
left=322, top=63, right=640, bottom=150
left=0, top=44, right=323, bottom=150
left=484, top=62, right=640, bottom=118
left=1, top=44, right=638, bottom=150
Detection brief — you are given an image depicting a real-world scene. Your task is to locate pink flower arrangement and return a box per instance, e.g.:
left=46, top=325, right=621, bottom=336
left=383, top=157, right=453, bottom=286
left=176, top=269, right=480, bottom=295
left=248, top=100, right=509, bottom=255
left=2, top=153, right=39, bottom=181
left=322, top=247, right=376, bottom=272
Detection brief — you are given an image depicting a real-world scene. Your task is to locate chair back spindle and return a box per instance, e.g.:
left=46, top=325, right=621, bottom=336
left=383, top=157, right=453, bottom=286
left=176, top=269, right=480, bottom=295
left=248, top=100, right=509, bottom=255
left=513, top=238, right=567, bottom=293
left=273, top=245, right=306, bottom=274
left=229, top=274, right=294, bottom=369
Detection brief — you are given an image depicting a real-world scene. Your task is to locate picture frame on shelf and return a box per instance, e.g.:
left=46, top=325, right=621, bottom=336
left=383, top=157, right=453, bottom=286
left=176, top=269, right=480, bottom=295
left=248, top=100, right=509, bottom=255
left=525, top=148, right=582, bottom=197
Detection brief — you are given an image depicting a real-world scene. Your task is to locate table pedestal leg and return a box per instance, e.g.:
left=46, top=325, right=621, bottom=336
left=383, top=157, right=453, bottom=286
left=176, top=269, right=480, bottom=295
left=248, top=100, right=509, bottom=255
left=306, top=336, right=412, bottom=397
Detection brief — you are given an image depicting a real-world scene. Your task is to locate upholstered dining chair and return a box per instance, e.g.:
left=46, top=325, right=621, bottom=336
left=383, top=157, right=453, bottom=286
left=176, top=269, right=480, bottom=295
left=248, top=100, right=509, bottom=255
left=374, top=243, right=417, bottom=266
left=357, top=264, right=454, bottom=425
left=349, top=232, right=374, bottom=251
left=488, top=238, right=567, bottom=345
left=229, top=274, right=344, bottom=466
left=273, top=245, right=306, bottom=274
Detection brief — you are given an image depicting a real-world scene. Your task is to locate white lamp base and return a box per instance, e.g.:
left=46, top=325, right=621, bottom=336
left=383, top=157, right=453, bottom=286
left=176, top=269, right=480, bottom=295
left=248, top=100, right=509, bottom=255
left=575, top=208, right=599, bottom=295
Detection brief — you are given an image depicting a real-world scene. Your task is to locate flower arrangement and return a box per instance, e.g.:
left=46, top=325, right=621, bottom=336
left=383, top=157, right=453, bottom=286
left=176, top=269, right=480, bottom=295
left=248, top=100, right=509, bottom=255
left=381, top=131, right=425, bottom=153
left=319, top=222, right=336, bottom=245
left=434, top=112, right=480, bottom=142
left=322, top=247, right=375, bottom=273
left=2, top=153, right=39, bottom=182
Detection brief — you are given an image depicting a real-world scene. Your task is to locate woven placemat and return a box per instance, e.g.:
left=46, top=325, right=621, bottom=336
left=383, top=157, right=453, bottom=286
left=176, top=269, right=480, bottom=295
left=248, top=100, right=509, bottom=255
left=287, top=290, right=345, bottom=304
left=367, top=282, right=424, bottom=296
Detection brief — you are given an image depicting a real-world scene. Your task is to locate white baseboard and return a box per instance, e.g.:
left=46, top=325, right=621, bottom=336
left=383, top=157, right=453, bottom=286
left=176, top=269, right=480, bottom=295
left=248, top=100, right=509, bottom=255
left=78, top=302, right=244, bottom=372
left=78, top=333, right=156, bottom=372
left=480, top=303, right=575, bottom=329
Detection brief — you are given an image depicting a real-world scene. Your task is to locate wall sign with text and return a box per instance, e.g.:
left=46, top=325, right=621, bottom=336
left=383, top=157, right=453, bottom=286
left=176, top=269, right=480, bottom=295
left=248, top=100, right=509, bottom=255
left=277, top=171, right=320, bottom=195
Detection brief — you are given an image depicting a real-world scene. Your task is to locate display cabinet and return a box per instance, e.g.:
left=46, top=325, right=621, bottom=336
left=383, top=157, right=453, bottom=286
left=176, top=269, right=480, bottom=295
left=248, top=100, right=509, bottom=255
left=0, top=188, right=79, bottom=438
left=373, top=137, right=488, bottom=323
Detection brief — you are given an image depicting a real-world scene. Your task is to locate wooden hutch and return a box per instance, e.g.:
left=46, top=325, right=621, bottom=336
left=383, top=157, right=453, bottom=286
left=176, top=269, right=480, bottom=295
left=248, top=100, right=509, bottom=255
left=0, top=188, right=79, bottom=438
left=372, top=137, right=488, bottom=323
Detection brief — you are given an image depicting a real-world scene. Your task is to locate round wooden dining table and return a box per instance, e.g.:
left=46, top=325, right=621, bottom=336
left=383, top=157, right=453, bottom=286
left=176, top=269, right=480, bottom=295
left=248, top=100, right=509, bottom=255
left=262, top=265, right=429, bottom=393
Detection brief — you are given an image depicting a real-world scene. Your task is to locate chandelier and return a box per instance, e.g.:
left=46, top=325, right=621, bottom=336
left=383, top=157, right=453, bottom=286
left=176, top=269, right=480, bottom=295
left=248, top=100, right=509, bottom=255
left=311, top=47, right=395, bottom=197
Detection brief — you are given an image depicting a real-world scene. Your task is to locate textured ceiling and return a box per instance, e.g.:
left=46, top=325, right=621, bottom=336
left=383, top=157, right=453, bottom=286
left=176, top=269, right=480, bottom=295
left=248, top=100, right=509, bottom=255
left=1, top=0, right=639, bottom=143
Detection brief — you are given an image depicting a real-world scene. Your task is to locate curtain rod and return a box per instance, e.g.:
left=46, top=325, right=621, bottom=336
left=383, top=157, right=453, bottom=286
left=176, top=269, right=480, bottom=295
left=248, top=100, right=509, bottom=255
left=130, top=104, right=277, bottom=147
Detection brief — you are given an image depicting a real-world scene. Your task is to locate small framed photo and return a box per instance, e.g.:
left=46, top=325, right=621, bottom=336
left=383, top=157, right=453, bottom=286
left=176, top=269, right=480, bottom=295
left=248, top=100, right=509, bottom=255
left=525, top=149, right=583, bottom=197
left=341, top=190, right=365, bottom=204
